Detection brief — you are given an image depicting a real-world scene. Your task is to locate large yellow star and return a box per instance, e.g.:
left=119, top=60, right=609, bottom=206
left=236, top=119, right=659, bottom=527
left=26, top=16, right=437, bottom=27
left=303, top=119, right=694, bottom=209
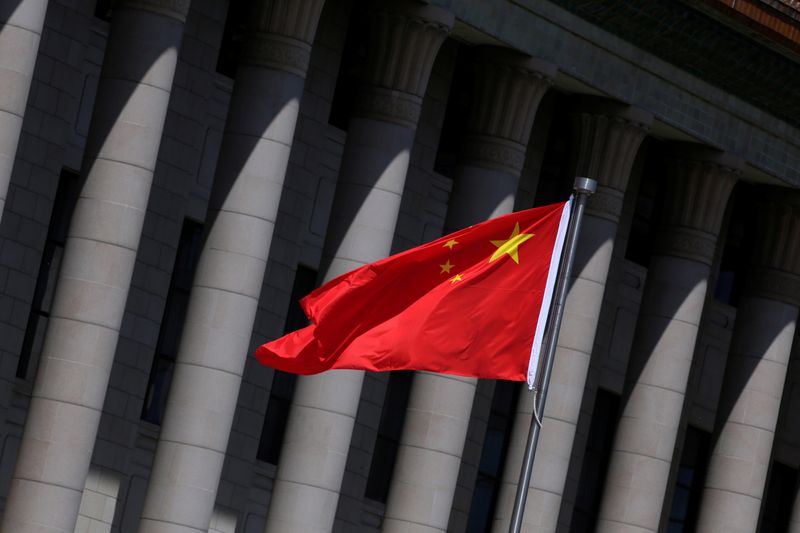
left=489, top=222, right=534, bottom=264
left=440, top=260, right=454, bottom=274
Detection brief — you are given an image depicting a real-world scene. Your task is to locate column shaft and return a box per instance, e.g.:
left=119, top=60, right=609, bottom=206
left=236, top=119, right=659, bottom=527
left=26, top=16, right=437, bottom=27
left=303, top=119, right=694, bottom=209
left=492, top=98, right=651, bottom=533
left=137, top=2, right=325, bottom=532
left=0, top=0, right=49, bottom=220
left=382, top=49, right=555, bottom=533
left=696, top=193, right=800, bottom=533
left=791, top=489, right=800, bottom=533
left=697, top=297, right=796, bottom=533
left=0, top=3, right=189, bottom=533
left=596, top=147, right=740, bottom=533
left=264, top=4, right=453, bottom=532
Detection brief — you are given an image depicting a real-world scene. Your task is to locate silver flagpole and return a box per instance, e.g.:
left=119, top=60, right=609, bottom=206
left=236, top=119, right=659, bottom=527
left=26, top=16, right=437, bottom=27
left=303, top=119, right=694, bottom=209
left=508, top=176, right=596, bottom=533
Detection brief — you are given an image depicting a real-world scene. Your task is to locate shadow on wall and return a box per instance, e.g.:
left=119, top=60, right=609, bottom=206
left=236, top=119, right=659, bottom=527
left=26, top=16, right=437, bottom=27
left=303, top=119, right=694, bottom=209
left=618, top=173, right=797, bottom=461
left=0, top=0, right=26, bottom=32
left=78, top=9, right=184, bottom=185
left=620, top=264, right=709, bottom=410
left=319, top=139, right=413, bottom=279
left=710, top=311, right=796, bottom=451
left=201, top=79, right=302, bottom=238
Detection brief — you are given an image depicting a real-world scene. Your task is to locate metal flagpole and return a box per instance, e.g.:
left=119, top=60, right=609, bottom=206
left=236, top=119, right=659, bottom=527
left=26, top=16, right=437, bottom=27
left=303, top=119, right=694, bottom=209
left=508, top=176, right=597, bottom=533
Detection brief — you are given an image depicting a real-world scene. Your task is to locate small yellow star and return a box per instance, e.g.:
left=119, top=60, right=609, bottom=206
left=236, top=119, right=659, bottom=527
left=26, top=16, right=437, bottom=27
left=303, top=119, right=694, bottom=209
left=490, top=222, right=534, bottom=264
left=449, top=273, right=463, bottom=284
left=440, top=260, right=454, bottom=274
left=443, top=239, right=458, bottom=250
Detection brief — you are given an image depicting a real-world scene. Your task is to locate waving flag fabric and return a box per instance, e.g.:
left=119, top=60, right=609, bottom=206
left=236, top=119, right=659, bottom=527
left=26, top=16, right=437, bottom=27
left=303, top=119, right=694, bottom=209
left=256, top=200, right=571, bottom=386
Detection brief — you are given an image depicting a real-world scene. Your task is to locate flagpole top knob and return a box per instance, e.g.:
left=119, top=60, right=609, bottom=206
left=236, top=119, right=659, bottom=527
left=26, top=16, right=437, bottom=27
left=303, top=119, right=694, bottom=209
left=573, top=177, right=597, bottom=195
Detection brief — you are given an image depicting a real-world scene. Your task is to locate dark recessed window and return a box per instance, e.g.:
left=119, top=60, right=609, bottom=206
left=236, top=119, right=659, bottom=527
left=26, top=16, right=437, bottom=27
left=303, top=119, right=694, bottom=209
left=216, top=0, right=252, bottom=79
left=624, top=142, right=662, bottom=268
left=432, top=44, right=469, bottom=180
left=364, top=370, right=414, bottom=503
left=465, top=380, right=520, bottom=533
left=667, top=426, right=712, bottom=532
left=713, top=183, right=752, bottom=307
left=94, top=0, right=112, bottom=21
left=532, top=93, right=574, bottom=207
left=257, top=370, right=298, bottom=465
left=569, top=389, right=621, bottom=533
left=17, top=168, right=82, bottom=380
left=760, top=460, right=798, bottom=532
left=141, top=219, right=204, bottom=424
left=256, top=265, right=318, bottom=464
left=327, top=1, right=368, bottom=131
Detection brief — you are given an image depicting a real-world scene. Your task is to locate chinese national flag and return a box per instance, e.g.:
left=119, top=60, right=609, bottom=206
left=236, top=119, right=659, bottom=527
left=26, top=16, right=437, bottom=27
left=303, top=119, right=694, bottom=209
left=256, top=200, right=571, bottom=386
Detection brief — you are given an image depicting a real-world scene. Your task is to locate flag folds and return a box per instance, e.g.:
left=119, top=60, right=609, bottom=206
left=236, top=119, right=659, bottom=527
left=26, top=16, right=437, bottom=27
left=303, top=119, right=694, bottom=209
left=256, top=200, right=571, bottom=386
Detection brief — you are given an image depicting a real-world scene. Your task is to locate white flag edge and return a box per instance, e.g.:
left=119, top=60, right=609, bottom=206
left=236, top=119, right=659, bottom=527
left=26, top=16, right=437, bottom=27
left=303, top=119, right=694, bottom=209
left=527, top=197, right=573, bottom=389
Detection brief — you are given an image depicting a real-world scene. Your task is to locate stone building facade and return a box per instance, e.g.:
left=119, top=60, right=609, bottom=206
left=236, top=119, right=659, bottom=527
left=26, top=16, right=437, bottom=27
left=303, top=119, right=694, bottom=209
left=0, top=0, right=799, bottom=532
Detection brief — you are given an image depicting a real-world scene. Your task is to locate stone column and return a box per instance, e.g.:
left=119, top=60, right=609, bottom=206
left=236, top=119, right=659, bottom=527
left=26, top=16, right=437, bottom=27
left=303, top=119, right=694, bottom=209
left=596, top=146, right=741, bottom=533
left=382, top=48, right=556, bottom=533
left=695, top=191, right=800, bottom=533
left=492, top=97, right=652, bottom=533
left=0, top=0, right=49, bottom=221
left=791, top=488, right=800, bottom=533
left=263, top=3, right=453, bottom=532
left=0, top=2, right=190, bottom=533
left=136, top=2, right=325, bottom=533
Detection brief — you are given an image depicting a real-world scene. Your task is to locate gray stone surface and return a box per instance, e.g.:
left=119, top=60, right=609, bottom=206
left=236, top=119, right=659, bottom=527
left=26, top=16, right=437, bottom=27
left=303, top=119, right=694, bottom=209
left=697, top=193, right=800, bottom=533
left=430, top=0, right=800, bottom=188
left=382, top=47, right=553, bottom=533
left=697, top=298, right=796, bottom=533
left=493, top=98, right=650, bottom=533
left=0, top=0, right=49, bottom=222
left=264, top=3, right=454, bottom=532
left=0, top=1, right=797, bottom=532
left=596, top=147, right=739, bottom=533
left=136, top=3, right=326, bottom=532
left=0, top=5, right=187, bottom=533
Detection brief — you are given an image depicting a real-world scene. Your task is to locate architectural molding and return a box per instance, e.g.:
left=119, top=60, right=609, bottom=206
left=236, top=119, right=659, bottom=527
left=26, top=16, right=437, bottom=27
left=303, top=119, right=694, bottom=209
left=455, top=47, right=555, bottom=174
left=466, top=47, right=555, bottom=147
left=654, top=226, right=719, bottom=266
left=751, top=190, right=800, bottom=274
left=115, top=0, right=190, bottom=21
left=353, top=86, right=423, bottom=129
left=361, top=1, right=454, bottom=98
left=249, top=0, right=326, bottom=44
left=239, top=0, right=326, bottom=77
left=459, top=135, right=526, bottom=175
left=241, top=34, right=312, bottom=77
left=746, top=266, right=800, bottom=308
left=585, top=184, right=625, bottom=223
left=656, top=144, right=741, bottom=259
left=745, top=188, right=800, bottom=305
left=571, top=97, right=652, bottom=196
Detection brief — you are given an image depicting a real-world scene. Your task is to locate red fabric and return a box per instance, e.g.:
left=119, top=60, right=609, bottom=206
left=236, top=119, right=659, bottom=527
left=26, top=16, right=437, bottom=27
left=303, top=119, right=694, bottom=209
left=255, top=202, right=567, bottom=382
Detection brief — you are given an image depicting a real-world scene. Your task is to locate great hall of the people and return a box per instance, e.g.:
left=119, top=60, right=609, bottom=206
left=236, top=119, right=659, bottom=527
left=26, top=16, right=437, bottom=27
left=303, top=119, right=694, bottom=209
left=0, top=0, right=799, bottom=532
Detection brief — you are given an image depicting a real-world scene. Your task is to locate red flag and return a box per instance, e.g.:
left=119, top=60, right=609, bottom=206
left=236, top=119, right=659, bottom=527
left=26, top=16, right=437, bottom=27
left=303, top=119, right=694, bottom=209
left=256, top=200, right=571, bottom=386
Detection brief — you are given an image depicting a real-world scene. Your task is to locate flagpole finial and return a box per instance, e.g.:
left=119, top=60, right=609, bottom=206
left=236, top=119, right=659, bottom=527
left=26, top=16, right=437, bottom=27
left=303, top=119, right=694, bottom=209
left=573, top=176, right=597, bottom=195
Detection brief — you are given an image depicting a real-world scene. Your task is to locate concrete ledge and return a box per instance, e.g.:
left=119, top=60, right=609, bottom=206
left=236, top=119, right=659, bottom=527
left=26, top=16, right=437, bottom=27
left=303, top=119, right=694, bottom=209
left=430, top=0, right=800, bottom=187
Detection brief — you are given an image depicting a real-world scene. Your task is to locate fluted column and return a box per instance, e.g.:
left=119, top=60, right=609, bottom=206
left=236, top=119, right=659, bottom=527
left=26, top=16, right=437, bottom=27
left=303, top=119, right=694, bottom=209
left=136, top=2, right=325, bottom=532
left=492, top=97, right=652, bottom=533
left=0, top=0, right=49, bottom=221
left=0, top=2, right=190, bottom=533
left=596, top=145, right=741, bottom=533
left=696, top=191, right=800, bottom=533
left=382, top=48, right=556, bottom=533
left=263, top=3, right=453, bottom=532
